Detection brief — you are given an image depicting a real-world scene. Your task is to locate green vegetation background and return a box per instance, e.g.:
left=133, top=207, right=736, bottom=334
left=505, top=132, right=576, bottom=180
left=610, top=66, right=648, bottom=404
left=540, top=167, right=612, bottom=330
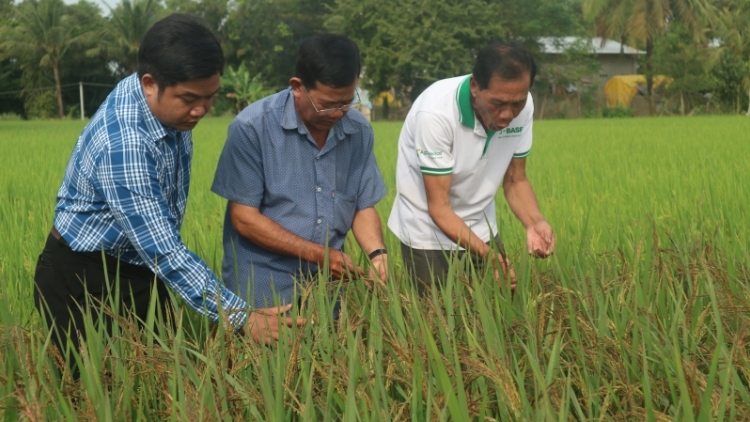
left=3, top=0, right=750, bottom=119
left=0, top=117, right=749, bottom=420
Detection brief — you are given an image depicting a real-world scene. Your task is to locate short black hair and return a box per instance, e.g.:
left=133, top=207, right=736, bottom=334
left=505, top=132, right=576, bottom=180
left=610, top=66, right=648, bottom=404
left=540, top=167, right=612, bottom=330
left=473, top=42, right=537, bottom=89
left=295, top=33, right=361, bottom=90
left=137, top=14, right=224, bottom=91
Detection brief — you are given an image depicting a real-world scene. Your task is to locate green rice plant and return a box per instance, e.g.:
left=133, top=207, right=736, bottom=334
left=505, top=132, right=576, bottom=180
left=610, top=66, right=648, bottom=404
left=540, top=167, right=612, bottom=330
left=1, top=116, right=749, bottom=420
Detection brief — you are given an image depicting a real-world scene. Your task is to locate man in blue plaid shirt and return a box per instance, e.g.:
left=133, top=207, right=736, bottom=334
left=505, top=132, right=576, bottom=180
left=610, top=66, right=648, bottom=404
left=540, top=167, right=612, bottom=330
left=33, top=15, right=301, bottom=366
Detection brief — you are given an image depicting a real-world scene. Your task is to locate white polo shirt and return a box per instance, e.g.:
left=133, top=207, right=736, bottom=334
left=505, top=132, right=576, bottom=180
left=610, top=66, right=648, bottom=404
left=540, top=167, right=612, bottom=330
left=387, top=75, right=533, bottom=250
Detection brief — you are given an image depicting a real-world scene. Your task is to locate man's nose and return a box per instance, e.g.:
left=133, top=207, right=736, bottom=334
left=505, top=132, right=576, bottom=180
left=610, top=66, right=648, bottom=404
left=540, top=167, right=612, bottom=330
left=329, top=108, right=346, bottom=117
left=191, top=105, right=207, bottom=118
left=192, top=98, right=216, bottom=118
left=497, top=105, right=514, bottom=122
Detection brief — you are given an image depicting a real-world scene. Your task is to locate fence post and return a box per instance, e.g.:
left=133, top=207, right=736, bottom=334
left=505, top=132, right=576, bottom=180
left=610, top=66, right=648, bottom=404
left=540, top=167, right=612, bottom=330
left=79, top=81, right=85, bottom=121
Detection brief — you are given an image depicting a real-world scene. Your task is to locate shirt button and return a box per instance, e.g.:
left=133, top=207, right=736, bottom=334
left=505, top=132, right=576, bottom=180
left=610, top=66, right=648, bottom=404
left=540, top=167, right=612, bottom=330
left=317, top=218, right=322, bottom=224
left=316, top=187, right=322, bottom=192
left=316, top=156, right=321, bottom=160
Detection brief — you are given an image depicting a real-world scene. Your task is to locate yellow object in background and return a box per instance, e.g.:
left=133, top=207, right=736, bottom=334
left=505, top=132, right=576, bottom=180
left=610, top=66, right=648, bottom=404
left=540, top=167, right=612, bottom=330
left=604, top=75, right=673, bottom=107
left=373, top=91, right=402, bottom=107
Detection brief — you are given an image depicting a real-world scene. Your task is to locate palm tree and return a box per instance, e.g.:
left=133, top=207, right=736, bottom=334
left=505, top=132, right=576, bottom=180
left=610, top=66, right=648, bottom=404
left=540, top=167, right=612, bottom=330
left=0, top=0, right=92, bottom=118
left=99, top=0, right=160, bottom=76
left=583, top=0, right=714, bottom=114
left=716, top=3, right=750, bottom=115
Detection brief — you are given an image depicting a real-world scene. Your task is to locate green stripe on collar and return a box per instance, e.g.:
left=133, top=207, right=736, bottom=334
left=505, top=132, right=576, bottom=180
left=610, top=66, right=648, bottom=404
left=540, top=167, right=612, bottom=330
left=456, top=75, right=474, bottom=128
left=457, top=75, right=496, bottom=158
left=482, top=130, right=496, bottom=158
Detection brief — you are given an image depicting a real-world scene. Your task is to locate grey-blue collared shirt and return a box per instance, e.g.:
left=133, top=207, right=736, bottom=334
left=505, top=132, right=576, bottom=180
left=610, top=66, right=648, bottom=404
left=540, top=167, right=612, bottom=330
left=211, top=88, right=387, bottom=308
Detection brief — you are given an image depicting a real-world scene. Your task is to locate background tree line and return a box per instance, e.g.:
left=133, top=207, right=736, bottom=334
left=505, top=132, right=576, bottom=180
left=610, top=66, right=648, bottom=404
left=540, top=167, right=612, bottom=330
left=1, top=0, right=749, bottom=119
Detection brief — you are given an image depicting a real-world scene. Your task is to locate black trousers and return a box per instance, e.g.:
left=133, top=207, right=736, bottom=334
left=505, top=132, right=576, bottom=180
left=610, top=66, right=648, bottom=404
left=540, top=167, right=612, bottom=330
left=34, top=232, right=171, bottom=366
left=400, top=235, right=506, bottom=296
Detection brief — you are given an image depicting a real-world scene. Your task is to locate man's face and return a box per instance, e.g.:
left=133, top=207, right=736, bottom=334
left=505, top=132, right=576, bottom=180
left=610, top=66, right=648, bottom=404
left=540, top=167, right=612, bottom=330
left=142, top=73, right=221, bottom=131
left=470, top=73, right=531, bottom=132
left=290, top=77, right=358, bottom=132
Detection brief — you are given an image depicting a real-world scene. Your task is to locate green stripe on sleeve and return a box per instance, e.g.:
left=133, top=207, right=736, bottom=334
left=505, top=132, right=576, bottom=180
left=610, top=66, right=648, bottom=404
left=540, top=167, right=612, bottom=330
left=513, top=150, right=531, bottom=158
left=420, top=166, right=453, bottom=175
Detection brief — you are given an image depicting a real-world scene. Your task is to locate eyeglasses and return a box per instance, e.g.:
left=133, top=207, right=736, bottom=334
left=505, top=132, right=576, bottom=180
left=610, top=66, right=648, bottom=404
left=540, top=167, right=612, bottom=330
left=302, top=86, right=361, bottom=114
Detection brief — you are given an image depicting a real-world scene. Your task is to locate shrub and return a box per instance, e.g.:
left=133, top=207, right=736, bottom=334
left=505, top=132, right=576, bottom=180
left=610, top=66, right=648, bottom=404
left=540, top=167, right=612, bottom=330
left=602, top=105, right=634, bottom=118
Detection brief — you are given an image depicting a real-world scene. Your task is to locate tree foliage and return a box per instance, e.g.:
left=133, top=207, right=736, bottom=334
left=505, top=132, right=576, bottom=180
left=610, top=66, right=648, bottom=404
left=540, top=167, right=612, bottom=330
left=713, top=0, right=750, bottom=115
left=325, top=0, right=587, bottom=108
left=583, top=0, right=715, bottom=114
left=221, top=63, right=273, bottom=113
left=222, top=0, right=331, bottom=91
left=165, top=0, right=227, bottom=35
left=0, top=0, right=98, bottom=118
left=1, top=0, right=749, bottom=118
left=533, top=38, right=601, bottom=119
left=651, top=24, right=717, bottom=115
left=96, top=0, right=162, bottom=77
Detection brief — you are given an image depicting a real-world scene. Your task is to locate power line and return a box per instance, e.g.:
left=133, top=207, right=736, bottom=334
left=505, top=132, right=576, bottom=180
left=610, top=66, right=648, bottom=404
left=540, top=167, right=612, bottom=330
left=81, top=82, right=118, bottom=88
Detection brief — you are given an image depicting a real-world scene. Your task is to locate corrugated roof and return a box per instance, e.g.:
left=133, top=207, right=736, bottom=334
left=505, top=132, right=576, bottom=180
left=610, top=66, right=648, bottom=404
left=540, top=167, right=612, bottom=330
left=539, top=37, right=645, bottom=55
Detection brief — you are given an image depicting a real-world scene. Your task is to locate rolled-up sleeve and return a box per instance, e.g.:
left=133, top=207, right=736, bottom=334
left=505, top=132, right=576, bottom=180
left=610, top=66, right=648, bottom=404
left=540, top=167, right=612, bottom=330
left=95, top=132, right=248, bottom=329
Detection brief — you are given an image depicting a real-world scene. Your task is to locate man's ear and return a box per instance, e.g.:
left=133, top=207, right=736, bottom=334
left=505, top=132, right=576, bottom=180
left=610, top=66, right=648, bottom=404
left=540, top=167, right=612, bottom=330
left=289, top=77, right=303, bottom=90
left=141, top=74, right=160, bottom=99
left=469, top=75, right=479, bottom=98
left=290, top=77, right=303, bottom=98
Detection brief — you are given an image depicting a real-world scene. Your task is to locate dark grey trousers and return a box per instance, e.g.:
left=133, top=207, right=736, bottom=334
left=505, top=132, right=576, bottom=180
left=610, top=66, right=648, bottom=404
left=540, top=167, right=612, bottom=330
left=400, top=235, right=506, bottom=296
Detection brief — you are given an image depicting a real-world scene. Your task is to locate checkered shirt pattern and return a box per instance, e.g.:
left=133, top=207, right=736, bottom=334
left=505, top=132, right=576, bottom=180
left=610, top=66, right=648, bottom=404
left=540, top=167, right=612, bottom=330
left=54, top=73, right=247, bottom=329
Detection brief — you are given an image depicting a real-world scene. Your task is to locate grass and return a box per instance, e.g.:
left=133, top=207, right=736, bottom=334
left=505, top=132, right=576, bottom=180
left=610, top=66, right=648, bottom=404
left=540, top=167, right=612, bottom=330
left=0, top=115, right=749, bottom=420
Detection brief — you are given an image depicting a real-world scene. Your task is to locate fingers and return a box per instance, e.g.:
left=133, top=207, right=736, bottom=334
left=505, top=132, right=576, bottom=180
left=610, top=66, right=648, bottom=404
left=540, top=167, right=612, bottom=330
left=258, top=303, right=292, bottom=315
left=537, top=222, right=555, bottom=255
left=491, top=253, right=515, bottom=290
left=246, top=312, right=276, bottom=344
left=370, top=255, right=389, bottom=284
left=527, top=221, right=555, bottom=257
left=246, top=304, right=307, bottom=344
left=284, top=316, right=308, bottom=327
left=376, top=264, right=389, bottom=283
left=528, top=236, right=554, bottom=258
left=332, top=250, right=365, bottom=280
left=338, top=264, right=365, bottom=280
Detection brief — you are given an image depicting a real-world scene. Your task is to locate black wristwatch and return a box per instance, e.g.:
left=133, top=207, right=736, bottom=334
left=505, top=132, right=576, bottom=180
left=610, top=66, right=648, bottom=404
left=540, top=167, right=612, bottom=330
left=368, top=248, right=388, bottom=260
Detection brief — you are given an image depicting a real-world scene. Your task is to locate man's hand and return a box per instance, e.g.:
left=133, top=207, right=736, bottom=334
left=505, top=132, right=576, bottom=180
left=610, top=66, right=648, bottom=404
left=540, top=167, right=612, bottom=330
left=527, top=220, right=555, bottom=258
left=490, top=252, right=517, bottom=290
left=366, top=253, right=389, bottom=286
left=327, top=249, right=365, bottom=281
left=244, top=304, right=307, bottom=344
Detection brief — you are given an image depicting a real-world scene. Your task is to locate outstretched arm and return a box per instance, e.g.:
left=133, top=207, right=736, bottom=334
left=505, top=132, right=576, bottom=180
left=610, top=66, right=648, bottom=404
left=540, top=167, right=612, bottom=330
left=502, top=158, right=555, bottom=257
left=423, top=174, right=492, bottom=257
left=424, top=174, right=514, bottom=285
left=229, top=201, right=364, bottom=280
left=351, top=206, right=388, bottom=282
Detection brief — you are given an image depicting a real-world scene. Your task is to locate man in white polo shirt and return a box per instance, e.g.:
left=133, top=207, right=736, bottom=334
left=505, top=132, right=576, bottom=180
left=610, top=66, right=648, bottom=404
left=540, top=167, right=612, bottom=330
left=388, top=42, right=555, bottom=294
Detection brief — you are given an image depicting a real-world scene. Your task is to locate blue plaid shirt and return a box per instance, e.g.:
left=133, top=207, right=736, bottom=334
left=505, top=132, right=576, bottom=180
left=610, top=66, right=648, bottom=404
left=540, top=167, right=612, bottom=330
left=54, top=73, right=247, bottom=329
left=211, top=88, right=386, bottom=308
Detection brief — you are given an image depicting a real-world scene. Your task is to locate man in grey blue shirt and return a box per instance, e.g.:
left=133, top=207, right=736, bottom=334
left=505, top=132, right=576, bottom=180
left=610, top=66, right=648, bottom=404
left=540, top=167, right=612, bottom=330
left=212, top=34, right=388, bottom=319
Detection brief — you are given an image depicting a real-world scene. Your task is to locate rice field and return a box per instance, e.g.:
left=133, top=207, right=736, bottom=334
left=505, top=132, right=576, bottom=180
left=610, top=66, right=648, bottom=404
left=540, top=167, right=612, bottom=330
left=0, top=115, right=749, bottom=421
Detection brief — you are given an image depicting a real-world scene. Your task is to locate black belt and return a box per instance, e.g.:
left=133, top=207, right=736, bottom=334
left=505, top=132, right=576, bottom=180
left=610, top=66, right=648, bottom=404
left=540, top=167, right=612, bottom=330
left=50, top=226, right=69, bottom=246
